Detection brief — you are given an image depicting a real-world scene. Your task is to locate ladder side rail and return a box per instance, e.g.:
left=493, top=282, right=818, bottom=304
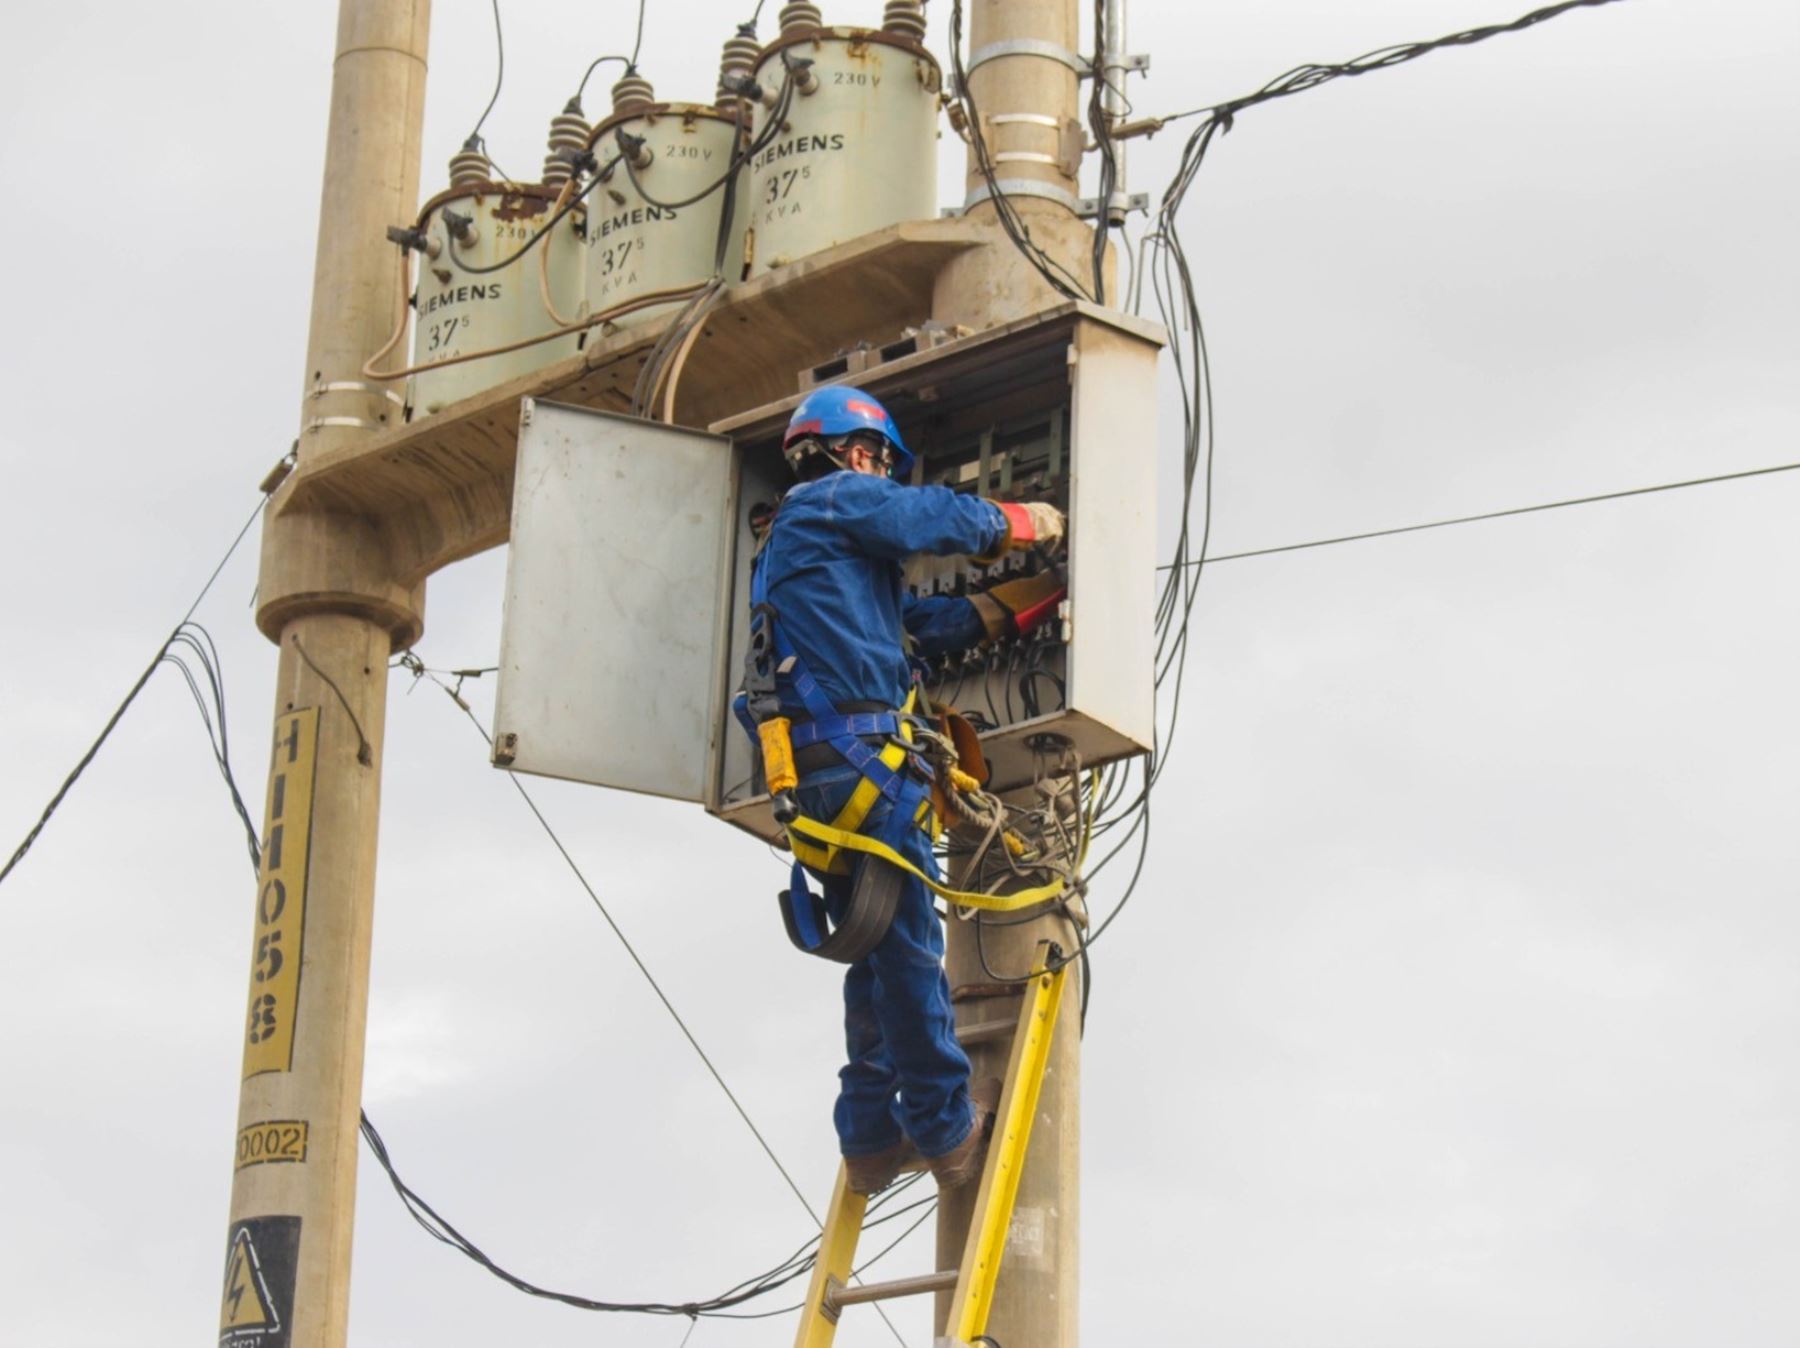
left=944, top=956, right=1068, bottom=1342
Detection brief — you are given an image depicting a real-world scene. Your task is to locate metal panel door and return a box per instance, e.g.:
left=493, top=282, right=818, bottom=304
left=492, top=399, right=736, bottom=802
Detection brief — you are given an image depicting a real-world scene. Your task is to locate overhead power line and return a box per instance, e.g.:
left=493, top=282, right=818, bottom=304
left=390, top=663, right=912, bottom=1344
left=1163, top=459, right=1800, bottom=570
left=1146, top=0, right=1632, bottom=135
left=1089, top=0, right=1644, bottom=974
left=0, top=493, right=268, bottom=889
left=404, top=669, right=822, bottom=1228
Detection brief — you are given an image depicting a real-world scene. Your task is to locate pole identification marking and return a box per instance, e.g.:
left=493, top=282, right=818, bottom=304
left=220, top=1215, right=300, bottom=1345
left=234, top=1120, right=310, bottom=1171
left=241, top=707, right=319, bottom=1079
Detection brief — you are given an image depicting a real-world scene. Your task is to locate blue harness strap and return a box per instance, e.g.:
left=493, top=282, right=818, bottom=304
left=746, top=540, right=935, bottom=958
left=788, top=711, right=900, bottom=749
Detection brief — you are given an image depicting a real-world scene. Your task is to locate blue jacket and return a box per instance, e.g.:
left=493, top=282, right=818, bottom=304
left=761, top=470, right=1006, bottom=711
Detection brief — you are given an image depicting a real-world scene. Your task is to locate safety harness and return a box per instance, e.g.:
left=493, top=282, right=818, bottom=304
left=738, top=503, right=1064, bottom=963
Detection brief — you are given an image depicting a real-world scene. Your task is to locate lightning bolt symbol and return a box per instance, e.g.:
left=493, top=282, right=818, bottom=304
left=227, top=1258, right=248, bottom=1320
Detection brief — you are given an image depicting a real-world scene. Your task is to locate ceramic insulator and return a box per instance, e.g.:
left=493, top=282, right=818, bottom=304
left=541, top=108, right=592, bottom=187
left=778, top=2, right=824, bottom=34
left=447, top=144, right=492, bottom=188
left=716, top=28, right=761, bottom=110
left=610, top=72, right=656, bottom=116
left=882, top=1, right=927, bottom=40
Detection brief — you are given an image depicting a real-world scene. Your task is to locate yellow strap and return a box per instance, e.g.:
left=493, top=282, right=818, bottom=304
left=779, top=690, right=1054, bottom=909
left=789, top=688, right=924, bottom=877
left=787, top=813, right=1066, bottom=914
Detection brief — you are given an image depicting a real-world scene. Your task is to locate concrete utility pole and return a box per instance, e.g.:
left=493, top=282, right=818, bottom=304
left=220, top=3, right=430, bottom=1345
left=216, top=0, right=1126, bottom=1343
left=933, top=2, right=1101, bottom=1344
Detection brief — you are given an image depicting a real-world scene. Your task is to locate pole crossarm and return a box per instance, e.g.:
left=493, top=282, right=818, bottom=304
left=256, top=218, right=992, bottom=626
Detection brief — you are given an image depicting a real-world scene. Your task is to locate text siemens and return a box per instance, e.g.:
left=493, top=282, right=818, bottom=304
left=420, top=283, right=502, bottom=315
left=595, top=205, right=679, bottom=240
left=753, top=133, right=847, bottom=171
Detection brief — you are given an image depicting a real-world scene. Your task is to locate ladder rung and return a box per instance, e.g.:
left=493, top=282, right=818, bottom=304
left=825, top=1269, right=958, bottom=1313
left=956, top=1017, right=1015, bottom=1047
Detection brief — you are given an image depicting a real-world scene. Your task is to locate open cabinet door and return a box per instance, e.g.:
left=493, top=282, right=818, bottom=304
left=492, top=399, right=736, bottom=803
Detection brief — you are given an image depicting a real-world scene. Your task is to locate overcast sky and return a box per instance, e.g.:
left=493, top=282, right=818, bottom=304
left=2, top=1, right=1797, bottom=1345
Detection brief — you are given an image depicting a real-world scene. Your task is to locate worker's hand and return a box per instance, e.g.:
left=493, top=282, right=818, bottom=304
left=976, top=499, right=1067, bottom=561
left=969, top=572, right=1066, bottom=641
left=1020, top=501, right=1065, bottom=548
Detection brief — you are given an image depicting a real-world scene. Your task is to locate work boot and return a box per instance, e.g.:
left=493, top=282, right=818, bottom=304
left=844, top=1137, right=916, bottom=1196
left=929, top=1078, right=1001, bottom=1190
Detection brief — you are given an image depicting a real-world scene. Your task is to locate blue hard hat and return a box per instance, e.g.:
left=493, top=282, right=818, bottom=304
left=783, top=385, right=914, bottom=479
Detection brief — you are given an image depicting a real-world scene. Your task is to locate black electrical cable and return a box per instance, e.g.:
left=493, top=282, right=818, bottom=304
left=161, top=624, right=262, bottom=873
left=628, top=0, right=649, bottom=71
left=948, top=0, right=1094, bottom=303
left=446, top=154, right=625, bottom=276
left=1087, top=0, right=1117, bottom=303
left=617, top=63, right=794, bottom=217
left=406, top=668, right=823, bottom=1227
left=390, top=662, right=917, bottom=1343
left=137, top=631, right=920, bottom=1334
left=1061, top=1, right=1640, bottom=983
left=1161, top=459, right=1800, bottom=570
left=574, top=53, right=629, bottom=103
left=627, top=74, right=799, bottom=418
left=467, top=0, right=506, bottom=148
left=358, top=1106, right=936, bottom=1320
left=1150, top=0, right=1631, bottom=133
left=0, top=493, right=267, bottom=890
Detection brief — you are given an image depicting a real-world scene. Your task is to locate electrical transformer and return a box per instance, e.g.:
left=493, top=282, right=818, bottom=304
left=407, top=146, right=587, bottom=420
left=582, top=74, right=749, bottom=331
left=489, top=306, right=1164, bottom=846
left=744, top=10, right=941, bottom=276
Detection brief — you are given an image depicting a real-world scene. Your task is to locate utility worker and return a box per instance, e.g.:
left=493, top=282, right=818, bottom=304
left=744, top=384, right=1064, bottom=1195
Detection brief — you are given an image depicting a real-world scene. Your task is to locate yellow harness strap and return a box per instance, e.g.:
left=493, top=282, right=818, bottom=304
left=783, top=689, right=1066, bottom=915
left=787, top=814, right=1066, bottom=914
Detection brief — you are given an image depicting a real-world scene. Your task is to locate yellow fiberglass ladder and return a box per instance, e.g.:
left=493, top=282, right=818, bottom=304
left=793, top=942, right=1068, bottom=1348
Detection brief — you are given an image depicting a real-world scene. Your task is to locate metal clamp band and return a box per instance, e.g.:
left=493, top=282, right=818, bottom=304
left=310, top=380, right=406, bottom=408
left=950, top=179, right=1150, bottom=221
left=989, top=112, right=1062, bottom=129
left=305, top=416, right=383, bottom=433
left=957, top=177, right=1084, bottom=218
left=992, top=151, right=1060, bottom=166
left=963, top=39, right=1090, bottom=79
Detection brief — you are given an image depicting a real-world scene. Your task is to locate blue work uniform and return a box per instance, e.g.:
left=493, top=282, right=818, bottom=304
left=760, top=469, right=1006, bottom=1161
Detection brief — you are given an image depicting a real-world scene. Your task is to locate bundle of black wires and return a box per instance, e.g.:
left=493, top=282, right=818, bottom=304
left=963, top=0, right=1636, bottom=1009
left=361, top=1107, right=940, bottom=1322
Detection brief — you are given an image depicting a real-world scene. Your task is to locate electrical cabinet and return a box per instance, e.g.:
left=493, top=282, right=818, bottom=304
left=491, top=304, right=1163, bottom=844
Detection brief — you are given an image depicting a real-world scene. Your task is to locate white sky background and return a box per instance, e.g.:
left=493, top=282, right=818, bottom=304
left=1, top=0, right=1797, bottom=1343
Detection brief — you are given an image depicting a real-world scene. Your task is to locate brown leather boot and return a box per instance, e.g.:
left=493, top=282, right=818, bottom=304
left=844, top=1137, right=916, bottom=1196
left=929, top=1078, right=1001, bottom=1190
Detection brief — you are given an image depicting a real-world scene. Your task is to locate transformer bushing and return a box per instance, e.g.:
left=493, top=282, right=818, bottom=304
left=882, top=0, right=927, bottom=40
left=778, top=2, right=824, bottom=35
left=541, top=101, right=592, bottom=189
left=715, top=25, right=761, bottom=111
left=611, top=71, right=656, bottom=117
left=447, top=140, right=493, bottom=189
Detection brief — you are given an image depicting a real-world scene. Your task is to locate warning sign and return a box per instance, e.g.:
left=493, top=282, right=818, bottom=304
left=241, top=708, right=319, bottom=1079
left=220, top=1215, right=300, bottom=1346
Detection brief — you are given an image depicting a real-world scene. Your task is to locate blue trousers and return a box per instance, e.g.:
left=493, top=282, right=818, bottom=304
left=796, top=765, right=975, bottom=1160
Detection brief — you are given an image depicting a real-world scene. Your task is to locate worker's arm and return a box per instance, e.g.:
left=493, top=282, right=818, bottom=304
left=905, top=570, right=1067, bottom=656
left=821, top=472, right=1007, bottom=561
left=903, top=592, right=987, bottom=659
left=967, top=572, right=1065, bottom=641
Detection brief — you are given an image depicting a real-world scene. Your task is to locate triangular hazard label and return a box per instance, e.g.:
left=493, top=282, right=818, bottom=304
left=220, top=1227, right=279, bottom=1334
